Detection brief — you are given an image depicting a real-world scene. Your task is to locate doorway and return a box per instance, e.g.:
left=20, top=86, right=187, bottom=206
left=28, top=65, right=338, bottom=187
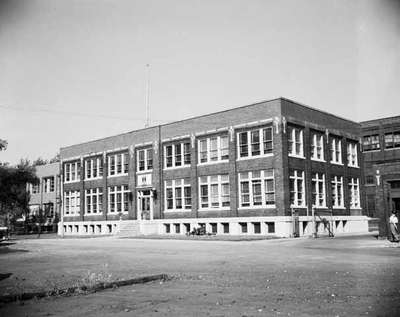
left=137, top=189, right=153, bottom=220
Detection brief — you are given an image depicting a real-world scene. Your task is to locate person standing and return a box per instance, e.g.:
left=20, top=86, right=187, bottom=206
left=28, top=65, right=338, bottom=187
left=389, top=211, right=399, bottom=242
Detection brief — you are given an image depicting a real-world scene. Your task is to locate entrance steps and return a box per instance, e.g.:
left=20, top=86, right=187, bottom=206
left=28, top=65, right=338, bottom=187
left=116, top=221, right=140, bottom=237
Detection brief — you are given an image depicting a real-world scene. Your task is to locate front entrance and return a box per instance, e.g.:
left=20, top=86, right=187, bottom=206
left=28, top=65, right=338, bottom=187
left=137, top=190, right=153, bottom=220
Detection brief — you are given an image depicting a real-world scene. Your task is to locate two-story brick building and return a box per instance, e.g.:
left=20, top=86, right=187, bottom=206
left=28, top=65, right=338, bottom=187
left=361, top=116, right=400, bottom=237
left=59, top=97, right=369, bottom=237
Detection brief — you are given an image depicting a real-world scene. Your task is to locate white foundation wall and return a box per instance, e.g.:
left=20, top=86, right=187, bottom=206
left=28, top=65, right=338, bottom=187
left=58, top=216, right=371, bottom=238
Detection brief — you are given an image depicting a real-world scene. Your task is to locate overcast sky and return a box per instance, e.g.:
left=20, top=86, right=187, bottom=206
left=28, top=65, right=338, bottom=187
left=1, top=0, right=399, bottom=165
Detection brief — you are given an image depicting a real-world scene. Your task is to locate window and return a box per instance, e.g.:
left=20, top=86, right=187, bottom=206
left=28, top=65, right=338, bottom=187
left=289, top=169, right=305, bottom=207
left=348, top=178, right=360, bottom=209
left=330, top=137, right=342, bottom=164
left=311, top=133, right=324, bottom=161
left=137, top=148, right=153, bottom=172
left=238, top=169, right=275, bottom=208
left=199, top=175, right=230, bottom=209
left=198, top=135, right=229, bottom=164
left=108, top=153, right=128, bottom=176
left=347, top=142, right=358, bottom=167
left=108, top=185, right=129, bottom=213
left=237, top=126, right=273, bottom=159
left=164, top=142, right=191, bottom=168
left=165, top=179, right=191, bottom=211
left=44, top=203, right=54, bottom=218
left=362, top=134, right=380, bottom=151
left=384, top=131, right=400, bottom=149
left=42, top=177, right=55, bottom=193
left=288, top=126, right=304, bottom=157
left=365, top=175, right=375, bottom=185
left=85, top=188, right=103, bottom=214
left=85, top=157, right=103, bottom=179
left=311, top=173, right=326, bottom=208
left=331, top=176, right=344, bottom=208
left=64, top=190, right=80, bottom=215
left=64, top=161, right=81, bottom=183
left=30, top=183, right=40, bottom=194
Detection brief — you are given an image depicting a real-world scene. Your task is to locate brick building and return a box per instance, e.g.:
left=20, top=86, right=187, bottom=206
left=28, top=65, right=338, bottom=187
left=59, top=97, right=369, bottom=237
left=27, top=162, right=61, bottom=232
left=361, top=116, right=400, bottom=237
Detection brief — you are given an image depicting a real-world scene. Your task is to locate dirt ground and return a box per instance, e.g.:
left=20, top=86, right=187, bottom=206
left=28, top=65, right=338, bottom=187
left=0, top=234, right=399, bottom=316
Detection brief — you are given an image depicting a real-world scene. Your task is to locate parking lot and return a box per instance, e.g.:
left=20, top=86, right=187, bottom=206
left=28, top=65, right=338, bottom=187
left=0, top=234, right=399, bottom=316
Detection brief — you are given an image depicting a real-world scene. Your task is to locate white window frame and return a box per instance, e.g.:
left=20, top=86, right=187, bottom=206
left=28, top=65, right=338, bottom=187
left=311, top=133, right=325, bottom=161
left=289, top=170, right=306, bottom=208
left=331, top=176, right=344, bottom=208
left=311, top=173, right=326, bottom=208
left=108, top=153, right=129, bottom=177
left=198, top=174, right=230, bottom=210
left=362, top=134, right=380, bottom=152
left=137, top=148, right=153, bottom=172
left=237, top=126, right=273, bottom=160
left=108, top=185, right=129, bottom=214
left=43, top=177, right=55, bottom=193
left=330, top=138, right=343, bottom=165
left=238, top=170, right=275, bottom=208
left=164, top=179, right=191, bottom=212
left=64, top=162, right=81, bottom=183
left=288, top=127, right=304, bottom=158
left=86, top=157, right=104, bottom=180
left=349, top=177, right=360, bottom=209
left=164, top=142, right=191, bottom=169
left=85, top=188, right=103, bottom=215
left=197, top=135, right=229, bottom=165
left=347, top=142, right=358, bottom=167
left=64, top=190, right=80, bottom=215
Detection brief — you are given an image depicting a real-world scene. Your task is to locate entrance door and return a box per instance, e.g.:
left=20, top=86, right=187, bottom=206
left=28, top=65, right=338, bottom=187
left=138, top=190, right=153, bottom=220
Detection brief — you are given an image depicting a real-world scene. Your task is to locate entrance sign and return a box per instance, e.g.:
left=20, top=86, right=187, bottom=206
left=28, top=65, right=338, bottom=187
left=137, top=173, right=152, bottom=187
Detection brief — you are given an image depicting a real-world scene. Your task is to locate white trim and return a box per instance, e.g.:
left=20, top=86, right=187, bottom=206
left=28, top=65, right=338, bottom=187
left=164, top=142, right=191, bottom=169
left=105, top=146, right=129, bottom=154
left=197, top=135, right=229, bottom=164
left=83, top=151, right=104, bottom=158
left=236, top=126, right=273, bottom=160
left=198, top=174, right=230, bottom=210
left=134, top=142, right=153, bottom=148
left=162, top=134, right=191, bottom=142
left=62, top=156, right=81, bottom=162
left=232, top=118, right=273, bottom=129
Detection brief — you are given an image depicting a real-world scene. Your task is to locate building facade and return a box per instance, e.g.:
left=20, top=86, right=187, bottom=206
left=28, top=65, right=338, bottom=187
left=361, top=116, right=400, bottom=237
left=27, top=162, right=61, bottom=232
left=59, top=98, right=369, bottom=237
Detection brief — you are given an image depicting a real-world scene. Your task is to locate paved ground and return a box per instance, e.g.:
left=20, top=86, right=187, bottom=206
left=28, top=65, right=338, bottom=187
left=0, top=234, right=399, bottom=316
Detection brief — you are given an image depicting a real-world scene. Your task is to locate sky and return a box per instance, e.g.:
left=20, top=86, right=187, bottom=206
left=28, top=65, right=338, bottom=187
left=0, top=0, right=399, bottom=165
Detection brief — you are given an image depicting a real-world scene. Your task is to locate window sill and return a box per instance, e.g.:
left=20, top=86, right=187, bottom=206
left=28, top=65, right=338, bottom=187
left=136, top=170, right=153, bottom=175
left=347, top=165, right=359, bottom=169
left=107, top=173, right=128, bottom=178
left=312, top=206, right=328, bottom=209
left=164, top=165, right=191, bottom=171
left=384, top=147, right=400, bottom=151
left=85, top=177, right=103, bottom=181
left=197, top=160, right=229, bottom=167
left=64, top=180, right=80, bottom=184
left=330, top=161, right=344, bottom=166
left=84, top=213, right=103, bottom=216
left=332, top=206, right=345, bottom=209
left=238, top=205, right=276, bottom=210
left=362, top=149, right=381, bottom=153
left=199, top=207, right=230, bottom=212
left=164, top=209, right=192, bottom=213
left=290, top=205, right=307, bottom=209
left=350, top=207, right=362, bottom=210
left=311, top=158, right=326, bottom=163
left=288, top=154, right=305, bottom=159
left=236, top=153, right=273, bottom=161
left=107, top=211, right=129, bottom=215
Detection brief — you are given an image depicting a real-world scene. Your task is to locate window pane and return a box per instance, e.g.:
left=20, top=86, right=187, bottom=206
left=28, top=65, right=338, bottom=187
left=251, top=130, right=260, bottom=156
left=239, top=132, right=248, bottom=157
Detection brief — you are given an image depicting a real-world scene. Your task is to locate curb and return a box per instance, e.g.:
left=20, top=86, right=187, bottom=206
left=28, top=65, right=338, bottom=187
left=0, top=273, right=169, bottom=304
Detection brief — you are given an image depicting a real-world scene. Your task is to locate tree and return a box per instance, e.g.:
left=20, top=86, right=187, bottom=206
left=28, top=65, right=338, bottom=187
left=0, top=159, right=39, bottom=231
left=49, top=153, right=60, bottom=163
left=32, top=157, right=48, bottom=166
left=0, top=139, right=7, bottom=151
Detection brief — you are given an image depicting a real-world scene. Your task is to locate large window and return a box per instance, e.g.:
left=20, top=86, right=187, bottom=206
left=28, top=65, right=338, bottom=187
left=43, top=177, right=55, bottom=193
left=330, top=137, right=342, bottom=164
left=198, top=135, right=229, bottom=164
left=311, top=173, right=326, bottom=208
left=165, top=179, right=191, bottom=211
left=64, top=190, right=80, bottom=215
left=137, top=148, right=153, bottom=172
left=288, top=126, right=304, bottom=157
left=165, top=142, right=191, bottom=168
left=384, top=131, right=400, bottom=149
left=348, top=177, right=360, bottom=209
left=362, top=134, right=380, bottom=151
left=85, top=188, right=103, bottom=214
left=64, top=161, right=81, bottom=183
left=311, top=133, right=324, bottom=161
left=289, top=169, right=305, bottom=207
left=199, top=175, right=230, bottom=209
left=108, top=153, right=128, bottom=176
left=238, top=169, right=275, bottom=208
left=237, top=127, right=273, bottom=159
left=86, top=157, right=103, bottom=179
left=347, top=142, right=358, bottom=167
left=331, top=176, right=344, bottom=208
left=108, top=185, right=129, bottom=213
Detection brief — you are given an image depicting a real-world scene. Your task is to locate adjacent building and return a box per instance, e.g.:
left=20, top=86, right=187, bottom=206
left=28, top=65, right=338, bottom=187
left=59, top=97, right=369, bottom=237
left=361, top=116, right=400, bottom=237
left=27, top=162, right=61, bottom=232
